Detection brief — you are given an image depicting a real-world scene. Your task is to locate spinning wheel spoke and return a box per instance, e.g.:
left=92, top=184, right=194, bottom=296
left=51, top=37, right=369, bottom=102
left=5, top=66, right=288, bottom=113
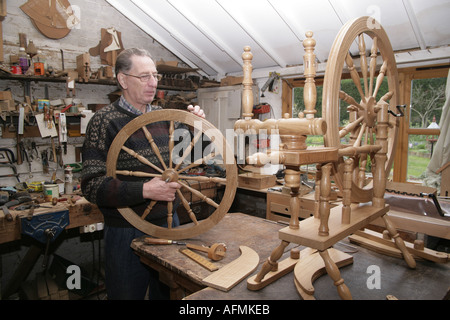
left=174, top=129, right=203, bottom=171
left=339, top=116, right=364, bottom=138
left=358, top=34, right=369, bottom=97
left=169, top=120, right=174, bottom=169
left=176, top=189, right=199, bottom=225
left=177, top=152, right=216, bottom=174
left=373, top=61, right=387, bottom=98
left=345, top=54, right=365, bottom=102
left=141, top=200, right=157, bottom=220
left=142, top=126, right=168, bottom=170
left=178, top=180, right=220, bottom=209
left=116, top=170, right=159, bottom=178
left=369, top=37, right=378, bottom=97
left=121, top=145, right=164, bottom=173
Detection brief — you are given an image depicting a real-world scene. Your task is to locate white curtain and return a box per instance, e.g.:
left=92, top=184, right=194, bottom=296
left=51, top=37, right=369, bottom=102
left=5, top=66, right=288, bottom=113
left=423, top=69, right=450, bottom=193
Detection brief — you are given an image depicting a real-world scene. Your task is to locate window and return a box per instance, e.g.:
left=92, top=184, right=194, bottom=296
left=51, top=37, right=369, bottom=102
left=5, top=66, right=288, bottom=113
left=406, top=76, right=446, bottom=182
left=394, top=65, right=448, bottom=184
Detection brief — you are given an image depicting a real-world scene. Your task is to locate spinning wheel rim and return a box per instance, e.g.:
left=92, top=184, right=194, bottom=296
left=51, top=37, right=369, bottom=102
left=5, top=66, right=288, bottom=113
left=322, top=16, right=400, bottom=203
left=106, top=109, right=237, bottom=240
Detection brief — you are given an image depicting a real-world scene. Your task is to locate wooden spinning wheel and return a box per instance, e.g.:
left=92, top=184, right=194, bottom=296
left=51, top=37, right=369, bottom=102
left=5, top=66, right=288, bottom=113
left=322, top=16, right=401, bottom=203
left=244, top=17, right=416, bottom=300
left=106, top=109, right=237, bottom=240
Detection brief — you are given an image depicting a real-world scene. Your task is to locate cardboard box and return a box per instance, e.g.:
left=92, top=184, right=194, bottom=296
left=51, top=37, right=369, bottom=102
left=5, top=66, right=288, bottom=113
left=238, top=173, right=277, bottom=190
left=220, top=76, right=244, bottom=86
left=0, top=100, right=15, bottom=111
left=0, top=91, right=12, bottom=100
left=156, top=59, right=178, bottom=67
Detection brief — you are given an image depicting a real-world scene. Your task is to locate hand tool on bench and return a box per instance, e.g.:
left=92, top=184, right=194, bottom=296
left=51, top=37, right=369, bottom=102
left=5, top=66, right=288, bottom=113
left=1, top=194, right=32, bottom=221
left=144, top=237, right=186, bottom=245
left=186, top=243, right=227, bottom=261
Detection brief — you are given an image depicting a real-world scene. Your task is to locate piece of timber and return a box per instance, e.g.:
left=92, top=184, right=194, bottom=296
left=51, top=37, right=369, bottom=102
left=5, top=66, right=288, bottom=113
left=349, top=229, right=450, bottom=263
left=203, top=246, right=259, bottom=292
left=247, top=247, right=313, bottom=291
left=293, top=248, right=353, bottom=300
left=179, top=248, right=219, bottom=272
left=279, top=203, right=389, bottom=251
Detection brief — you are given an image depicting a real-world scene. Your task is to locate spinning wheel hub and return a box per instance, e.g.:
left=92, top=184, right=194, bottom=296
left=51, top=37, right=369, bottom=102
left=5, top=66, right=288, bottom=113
left=162, top=169, right=178, bottom=183
left=358, top=96, right=377, bottom=128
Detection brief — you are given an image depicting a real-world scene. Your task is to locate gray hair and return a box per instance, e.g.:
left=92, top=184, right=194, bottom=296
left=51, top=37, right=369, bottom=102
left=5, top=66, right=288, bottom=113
left=115, top=48, right=153, bottom=88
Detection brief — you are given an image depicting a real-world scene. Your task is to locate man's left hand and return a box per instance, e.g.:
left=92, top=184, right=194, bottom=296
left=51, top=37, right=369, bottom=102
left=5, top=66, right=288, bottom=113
left=187, top=105, right=205, bottom=118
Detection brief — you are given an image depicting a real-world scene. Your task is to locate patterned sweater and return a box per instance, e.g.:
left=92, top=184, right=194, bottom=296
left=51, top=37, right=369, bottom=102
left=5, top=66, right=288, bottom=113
left=81, top=99, right=176, bottom=228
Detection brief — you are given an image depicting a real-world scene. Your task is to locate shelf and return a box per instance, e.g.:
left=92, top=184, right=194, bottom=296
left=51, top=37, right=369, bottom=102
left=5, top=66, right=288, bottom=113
left=0, top=73, right=197, bottom=91
left=0, top=73, right=117, bottom=85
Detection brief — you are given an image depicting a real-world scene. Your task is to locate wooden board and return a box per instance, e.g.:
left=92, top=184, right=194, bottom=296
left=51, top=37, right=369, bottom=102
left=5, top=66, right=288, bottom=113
left=202, top=246, right=259, bottom=292
left=247, top=247, right=314, bottom=291
left=349, top=229, right=450, bottom=263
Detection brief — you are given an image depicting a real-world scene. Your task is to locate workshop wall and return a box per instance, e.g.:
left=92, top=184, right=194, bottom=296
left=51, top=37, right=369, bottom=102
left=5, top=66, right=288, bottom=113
left=0, top=0, right=183, bottom=186
left=1, top=0, right=184, bottom=299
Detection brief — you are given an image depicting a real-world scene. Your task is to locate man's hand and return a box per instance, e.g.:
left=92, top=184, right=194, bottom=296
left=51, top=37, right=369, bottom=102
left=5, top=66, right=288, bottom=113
left=187, top=104, right=205, bottom=118
left=143, top=177, right=181, bottom=202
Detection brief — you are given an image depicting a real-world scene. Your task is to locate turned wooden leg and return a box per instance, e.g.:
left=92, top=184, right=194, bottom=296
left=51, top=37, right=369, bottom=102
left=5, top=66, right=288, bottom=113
left=382, top=214, right=416, bottom=269
left=254, top=240, right=289, bottom=282
left=318, top=163, right=332, bottom=236
left=373, top=102, right=388, bottom=208
left=319, top=249, right=352, bottom=300
left=284, top=167, right=300, bottom=229
left=289, top=188, right=300, bottom=230
left=342, top=158, right=353, bottom=224
left=314, top=164, right=321, bottom=219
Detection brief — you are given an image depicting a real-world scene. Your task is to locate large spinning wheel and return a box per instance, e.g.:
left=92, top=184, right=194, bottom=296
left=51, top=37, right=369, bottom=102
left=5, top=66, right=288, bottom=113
left=106, top=109, right=237, bottom=240
left=322, top=16, right=401, bottom=203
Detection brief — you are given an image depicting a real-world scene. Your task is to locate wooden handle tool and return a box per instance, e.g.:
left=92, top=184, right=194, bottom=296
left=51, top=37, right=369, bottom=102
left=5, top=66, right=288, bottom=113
left=186, top=243, right=227, bottom=261
left=144, top=237, right=186, bottom=245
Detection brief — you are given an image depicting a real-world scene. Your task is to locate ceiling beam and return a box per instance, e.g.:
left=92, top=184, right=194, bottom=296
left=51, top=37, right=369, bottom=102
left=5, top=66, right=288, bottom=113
left=402, top=0, right=427, bottom=50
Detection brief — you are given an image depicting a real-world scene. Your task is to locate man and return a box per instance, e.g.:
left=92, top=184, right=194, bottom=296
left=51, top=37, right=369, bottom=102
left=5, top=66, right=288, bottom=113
left=81, top=48, right=205, bottom=299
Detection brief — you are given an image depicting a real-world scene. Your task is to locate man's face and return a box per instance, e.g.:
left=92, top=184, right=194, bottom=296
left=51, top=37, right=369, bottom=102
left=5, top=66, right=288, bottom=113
left=120, top=55, right=158, bottom=107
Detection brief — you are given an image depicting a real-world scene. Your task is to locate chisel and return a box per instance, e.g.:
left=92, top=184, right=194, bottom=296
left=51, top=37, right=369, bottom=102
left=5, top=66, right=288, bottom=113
left=144, top=237, right=186, bottom=245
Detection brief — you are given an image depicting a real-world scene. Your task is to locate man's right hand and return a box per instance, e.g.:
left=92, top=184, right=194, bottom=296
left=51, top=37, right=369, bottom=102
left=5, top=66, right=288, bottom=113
left=142, top=177, right=181, bottom=201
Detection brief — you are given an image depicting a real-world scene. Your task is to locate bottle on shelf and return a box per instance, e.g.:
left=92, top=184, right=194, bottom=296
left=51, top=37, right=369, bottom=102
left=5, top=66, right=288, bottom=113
left=33, top=50, right=46, bottom=76
left=18, top=47, right=29, bottom=74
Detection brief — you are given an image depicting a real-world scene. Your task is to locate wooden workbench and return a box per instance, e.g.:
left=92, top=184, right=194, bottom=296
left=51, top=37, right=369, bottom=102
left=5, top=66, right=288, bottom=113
left=131, top=212, right=450, bottom=300
left=0, top=196, right=104, bottom=244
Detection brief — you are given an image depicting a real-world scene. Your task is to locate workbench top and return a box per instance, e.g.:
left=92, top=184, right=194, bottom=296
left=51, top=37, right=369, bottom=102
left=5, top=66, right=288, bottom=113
left=131, top=212, right=450, bottom=300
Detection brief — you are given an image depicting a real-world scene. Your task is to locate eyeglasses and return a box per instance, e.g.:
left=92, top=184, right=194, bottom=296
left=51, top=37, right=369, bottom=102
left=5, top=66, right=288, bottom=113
left=123, top=73, right=162, bottom=82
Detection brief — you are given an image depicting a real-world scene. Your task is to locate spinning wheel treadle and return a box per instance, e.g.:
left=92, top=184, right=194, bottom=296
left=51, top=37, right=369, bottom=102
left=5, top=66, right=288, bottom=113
left=322, top=16, right=401, bottom=203
left=106, top=109, right=237, bottom=240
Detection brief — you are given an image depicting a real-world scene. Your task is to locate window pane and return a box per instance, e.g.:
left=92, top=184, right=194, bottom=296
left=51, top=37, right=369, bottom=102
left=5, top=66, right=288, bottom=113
left=407, top=134, right=437, bottom=182
left=410, top=77, right=446, bottom=128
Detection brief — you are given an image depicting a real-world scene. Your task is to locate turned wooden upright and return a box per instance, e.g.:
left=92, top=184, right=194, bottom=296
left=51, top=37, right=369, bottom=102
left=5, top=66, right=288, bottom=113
left=237, top=31, right=415, bottom=300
